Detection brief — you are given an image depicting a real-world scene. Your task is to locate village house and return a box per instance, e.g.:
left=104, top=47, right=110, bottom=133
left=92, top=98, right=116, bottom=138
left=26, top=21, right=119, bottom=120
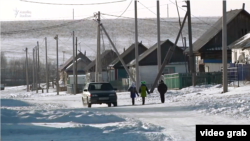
left=185, top=7, right=250, bottom=72
left=128, top=39, right=188, bottom=87
left=229, top=32, right=250, bottom=64
left=84, top=49, right=117, bottom=82
left=59, top=51, right=91, bottom=85
left=108, top=42, right=148, bottom=81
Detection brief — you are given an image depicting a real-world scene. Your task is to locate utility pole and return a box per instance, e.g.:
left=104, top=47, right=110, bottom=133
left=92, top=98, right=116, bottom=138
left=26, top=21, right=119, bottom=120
left=73, top=9, right=74, bottom=20
left=96, top=11, right=101, bottom=82
left=101, top=24, right=136, bottom=82
left=184, top=37, right=188, bottom=73
left=175, top=0, right=185, bottom=47
left=187, top=0, right=196, bottom=86
left=37, top=41, right=40, bottom=88
left=54, top=34, right=59, bottom=95
left=157, top=0, right=161, bottom=75
left=76, top=37, right=78, bottom=91
left=33, top=48, right=35, bottom=91
left=167, top=4, right=169, bottom=18
left=62, top=51, right=65, bottom=64
left=222, top=0, right=228, bottom=93
left=45, top=37, right=49, bottom=93
left=150, top=12, right=188, bottom=93
left=73, top=31, right=76, bottom=94
left=25, top=47, right=29, bottom=92
left=36, top=46, right=38, bottom=93
left=135, top=0, right=140, bottom=91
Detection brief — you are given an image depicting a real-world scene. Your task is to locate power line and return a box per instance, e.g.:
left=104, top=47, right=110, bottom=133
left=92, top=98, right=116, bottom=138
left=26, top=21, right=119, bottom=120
left=101, top=12, right=185, bottom=38
left=100, top=14, right=162, bottom=49
left=169, top=0, right=219, bottom=28
left=138, top=1, right=156, bottom=15
left=20, top=0, right=127, bottom=5
left=1, top=16, right=93, bottom=35
left=115, top=0, right=133, bottom=19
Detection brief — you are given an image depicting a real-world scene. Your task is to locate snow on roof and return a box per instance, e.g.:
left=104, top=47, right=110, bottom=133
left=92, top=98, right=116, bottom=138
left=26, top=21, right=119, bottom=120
left=229, top=32, right=250, bottom=49
left=236, top=33, right=250, bottom=45
left=65, top=58, right=82, bottom=70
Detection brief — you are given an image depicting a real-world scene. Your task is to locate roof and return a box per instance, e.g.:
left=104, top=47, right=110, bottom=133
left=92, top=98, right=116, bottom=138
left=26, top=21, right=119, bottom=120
left=184, top=9, right=243, bottom=53
left=129, top=39, right=184, bottom=66
left=109, top=43, right=148, bottom=67
left=84, top=49, right=117, bottom=71
left=59, top=52, right=91, bottom=71
left=229, top=32, right=250, bottom=50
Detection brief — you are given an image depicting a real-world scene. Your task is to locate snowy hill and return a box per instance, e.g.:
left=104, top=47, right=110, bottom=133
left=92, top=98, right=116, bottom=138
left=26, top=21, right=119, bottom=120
left=1, top=17, right=219, bottom=63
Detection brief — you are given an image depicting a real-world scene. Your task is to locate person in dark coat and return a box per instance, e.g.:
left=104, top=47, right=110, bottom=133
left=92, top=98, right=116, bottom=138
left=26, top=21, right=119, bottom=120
left=157, top=80, right=168, bottom=103
left=128, top=82, right=139, bottom=105
left=139, top=81, right=150, bottom=105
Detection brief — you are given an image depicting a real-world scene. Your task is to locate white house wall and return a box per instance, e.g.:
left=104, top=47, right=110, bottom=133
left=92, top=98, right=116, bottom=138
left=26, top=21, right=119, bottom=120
left=232, top=49, right=250, bottom=64
left=139, top=66, right=157, bottom=85
left=139, top=64, right=186, bottom=85
left=204, top=63, right=230, bottom=72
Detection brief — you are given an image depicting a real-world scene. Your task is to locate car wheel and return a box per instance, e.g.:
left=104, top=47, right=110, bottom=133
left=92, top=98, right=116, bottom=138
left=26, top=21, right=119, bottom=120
left=87, top=97, right=91, bottom=108
left=107, top=103, right=111, bottom=107
left=113, top=102, right=117, bottom=107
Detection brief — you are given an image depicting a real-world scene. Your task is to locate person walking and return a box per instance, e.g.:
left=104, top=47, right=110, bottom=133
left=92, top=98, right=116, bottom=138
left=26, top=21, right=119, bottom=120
left=128, top=82, right=139, bottom=105
left=139, top=81, right=150, bottom=105
left=157, top=80, right=168, bottom=103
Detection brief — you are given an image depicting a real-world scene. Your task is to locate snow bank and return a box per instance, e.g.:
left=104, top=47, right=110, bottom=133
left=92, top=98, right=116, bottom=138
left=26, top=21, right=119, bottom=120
left=161, top=84, right=250, bottom=119
left=1, top=109, right=167, bottom=141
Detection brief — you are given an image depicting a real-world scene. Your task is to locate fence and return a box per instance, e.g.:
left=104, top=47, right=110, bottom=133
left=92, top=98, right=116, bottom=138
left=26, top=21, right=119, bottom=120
left=164, top=72, right=222, bottom=90
left=1, top=68, right=56, bottom=87
left=229, top=64, right=250, bottom=81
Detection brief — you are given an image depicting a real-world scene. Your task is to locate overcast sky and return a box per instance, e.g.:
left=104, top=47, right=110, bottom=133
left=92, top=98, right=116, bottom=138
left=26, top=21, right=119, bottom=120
left=0, top=0, right=250, bottom=21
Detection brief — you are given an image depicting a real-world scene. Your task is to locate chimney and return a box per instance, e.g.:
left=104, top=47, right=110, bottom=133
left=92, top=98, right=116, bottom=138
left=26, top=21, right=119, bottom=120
left=124, top=48, right=125, bottom=52
left=84, top=50, right=86, bottom=56
left=243, top=3, right=245, bottom=10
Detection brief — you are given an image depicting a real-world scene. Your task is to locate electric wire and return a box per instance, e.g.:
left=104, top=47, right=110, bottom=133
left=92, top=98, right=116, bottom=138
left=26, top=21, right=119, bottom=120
left=20, top=0, right=127, bottom=5
left=1, top=16, right=94, bottom=35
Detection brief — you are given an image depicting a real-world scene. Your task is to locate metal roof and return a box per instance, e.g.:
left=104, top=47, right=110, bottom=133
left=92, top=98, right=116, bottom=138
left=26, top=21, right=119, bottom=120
left=184, top=9, right=243, bottom=54
left=59, top=52, right=91, bottom=71
left=109, top=43, right=147, bottom=67
left=129, top=39, right=183, bottom=66
left=84, top=50, right=116, bottom=71
left=229, top=32, right=250, bottom=50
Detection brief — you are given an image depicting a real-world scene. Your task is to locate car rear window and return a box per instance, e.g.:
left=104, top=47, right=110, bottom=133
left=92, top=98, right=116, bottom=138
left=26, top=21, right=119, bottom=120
left=88, top=83, right=114, bottom=91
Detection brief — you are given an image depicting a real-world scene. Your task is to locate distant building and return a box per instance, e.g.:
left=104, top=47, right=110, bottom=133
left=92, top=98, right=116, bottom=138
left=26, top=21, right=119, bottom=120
left=84, top=50, right=117, bottom=82
left=59, top=51, right=91, bottom=85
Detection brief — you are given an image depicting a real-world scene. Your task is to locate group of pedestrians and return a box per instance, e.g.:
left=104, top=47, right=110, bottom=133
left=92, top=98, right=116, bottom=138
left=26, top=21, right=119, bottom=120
left=128, top=80, right=168, bottom=105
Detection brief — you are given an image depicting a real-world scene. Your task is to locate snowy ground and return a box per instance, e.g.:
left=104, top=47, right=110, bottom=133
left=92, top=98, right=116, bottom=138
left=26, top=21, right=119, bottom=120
left=1, top=82, right=250, bottom=141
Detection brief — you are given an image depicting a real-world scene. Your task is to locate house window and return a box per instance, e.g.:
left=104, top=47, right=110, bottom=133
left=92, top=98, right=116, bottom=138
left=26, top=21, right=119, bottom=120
left=163, top=67, right=175, bottom=74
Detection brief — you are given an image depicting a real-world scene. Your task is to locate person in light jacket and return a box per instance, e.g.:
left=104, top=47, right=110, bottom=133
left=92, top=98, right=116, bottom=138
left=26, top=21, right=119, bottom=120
left=128, top=82, right=139, bottom=105
left=157, top=80, right=168, bottom=103
left=139, top=81, right=150, bottom=105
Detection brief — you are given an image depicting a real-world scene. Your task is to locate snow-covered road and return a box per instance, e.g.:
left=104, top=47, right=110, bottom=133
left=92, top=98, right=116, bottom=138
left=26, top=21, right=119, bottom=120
left=1, top=83, right=250, bottom=141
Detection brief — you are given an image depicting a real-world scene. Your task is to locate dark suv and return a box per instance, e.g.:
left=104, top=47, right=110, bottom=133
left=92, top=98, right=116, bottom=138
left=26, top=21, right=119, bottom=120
left=82, top=82, right=117, bottom=108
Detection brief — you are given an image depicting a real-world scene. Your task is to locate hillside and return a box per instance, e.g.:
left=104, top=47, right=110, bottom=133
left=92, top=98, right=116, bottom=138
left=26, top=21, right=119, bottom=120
left=1, top=17, right=219, bottom=63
